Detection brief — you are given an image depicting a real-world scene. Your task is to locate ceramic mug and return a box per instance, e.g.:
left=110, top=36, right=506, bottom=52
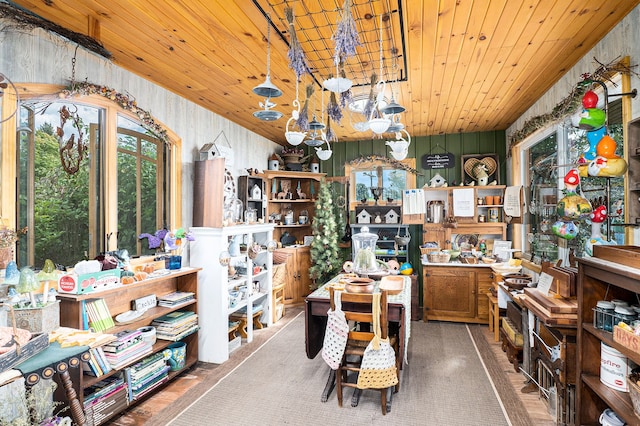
left=167, top=342, right=187, bottom=371
left=485, top=195, right=495, bottom=205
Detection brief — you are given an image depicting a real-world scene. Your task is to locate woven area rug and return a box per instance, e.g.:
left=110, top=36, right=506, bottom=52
left=163, top=313, right=522, bottom=426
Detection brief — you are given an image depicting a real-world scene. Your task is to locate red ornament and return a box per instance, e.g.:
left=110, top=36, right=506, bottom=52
left=582, top=90, right=598, bottom=109
left=590, top=205, right=607, bottom=223
left=564, top=169, right=580, bottom=186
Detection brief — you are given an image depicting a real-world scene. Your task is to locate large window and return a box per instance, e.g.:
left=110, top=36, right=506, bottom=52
left=2, top=86, right=179, bottom=269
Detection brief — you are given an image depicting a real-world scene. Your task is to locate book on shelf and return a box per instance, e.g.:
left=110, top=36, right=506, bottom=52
left=129, top=365, right=170, bottom=392
left=86, top=298, right=115, bottom=332
left=158, top=291, right=195, bottom=307
left=131, top=375, right=169, bottom=401
left=83, top=375, right=125, bottom=405
left=156, top=325, right=199, bottom=342
left=83, top=352, right=103, bottom=377
left=152, top=310, right=196, bottom=324
left=103, top=342, right=153, bottom=370
left=84, top=386, right=129, bottom=425
left=102, top=329, right=143, bottom=353
left=91, top=347, right=112, bottom=375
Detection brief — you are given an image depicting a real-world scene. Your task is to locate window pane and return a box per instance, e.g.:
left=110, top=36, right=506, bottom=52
left=117, top=115, right=164, bottom=257
left=18, top=101, right=102, bottom=267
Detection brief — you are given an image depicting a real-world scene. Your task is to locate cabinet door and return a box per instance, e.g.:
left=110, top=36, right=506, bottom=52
left=422, top=226, right=448, bottom=249
left=424, top=267, right=475, bottom=321
left=296, top=247, right=312, bottom=300
left=475, top=269, right=494, bottom=321
left=279, top=249, right=298, bottom=304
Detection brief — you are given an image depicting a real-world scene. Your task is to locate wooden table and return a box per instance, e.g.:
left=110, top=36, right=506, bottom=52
left=304, top=275, right=412, bottom=403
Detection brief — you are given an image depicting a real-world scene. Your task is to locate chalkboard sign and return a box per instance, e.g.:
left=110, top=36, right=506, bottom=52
left=421, top=153, right=455, bottom=169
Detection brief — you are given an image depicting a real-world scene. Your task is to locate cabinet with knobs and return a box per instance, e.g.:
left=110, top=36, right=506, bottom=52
left=274, top=245, right=312, bottom=305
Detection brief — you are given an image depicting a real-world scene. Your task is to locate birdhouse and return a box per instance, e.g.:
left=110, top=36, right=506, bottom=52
left=356, top=209, right=372, bottom=224
left=384, top=208, right=400, bottom=224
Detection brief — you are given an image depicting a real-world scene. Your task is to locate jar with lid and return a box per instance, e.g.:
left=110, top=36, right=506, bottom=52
left=595, top=300, right=615, bottom=332
left=613, top=305, right=636, bottom=328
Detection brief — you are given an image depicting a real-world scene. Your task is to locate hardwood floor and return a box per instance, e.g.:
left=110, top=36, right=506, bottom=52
left=106, top=311, right=556, bottom=425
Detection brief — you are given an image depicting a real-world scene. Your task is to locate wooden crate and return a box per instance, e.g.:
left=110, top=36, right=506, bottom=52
left=613, top=325, right=640, bottom=355
left=13, top=301, right=60, bottom=333
left=0, top=333, right=49, bottom=373
left=593, top=245, right=640, bottom=269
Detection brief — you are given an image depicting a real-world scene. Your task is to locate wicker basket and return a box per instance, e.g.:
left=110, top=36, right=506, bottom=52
left=427, top=252, right=451, bottom=263
left=629, top=374, right=640, bottom=419
left=420, top=247, right=440, bottom=256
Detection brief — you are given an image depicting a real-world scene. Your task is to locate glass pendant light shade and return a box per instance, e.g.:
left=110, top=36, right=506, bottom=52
left=254, top=14, right=282, bottom=99
left=380, top=98, right=405, bottom=115
left=253, top=108, right=283, bottom=121
left=308, top=116, right=325, bottom=131
left=304, top=138, right=324, bottom=147
left=253, top=75, right=283, bottom=98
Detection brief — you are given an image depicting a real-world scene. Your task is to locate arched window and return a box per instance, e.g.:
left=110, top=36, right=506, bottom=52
left=1, top=84, right=181, bottom=268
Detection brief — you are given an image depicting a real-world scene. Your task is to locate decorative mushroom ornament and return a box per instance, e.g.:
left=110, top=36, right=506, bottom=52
left=585, top=205, right=616, bottom=256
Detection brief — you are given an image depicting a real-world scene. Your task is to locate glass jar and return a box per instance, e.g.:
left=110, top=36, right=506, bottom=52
left=613, top=305, right=636, bottom=328
left=245, top=208, right=257, bottom=224
left=595, top=300, right=615, bottom=332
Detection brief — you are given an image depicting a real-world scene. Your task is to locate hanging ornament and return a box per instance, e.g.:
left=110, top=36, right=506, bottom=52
left=551, top=220, right=579, bottom=240
left=284, top=7, right=309, bottom=79
left=556, top=169, right=592, bottom=221
left=297, top=84, right=314, bottom=131
left=332, top=0, right=362, bottom=60
left=326, top=81, right=343, bottom=123
left=585, top=205, right=617, bottom=256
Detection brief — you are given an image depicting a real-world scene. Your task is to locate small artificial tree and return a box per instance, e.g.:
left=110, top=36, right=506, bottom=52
left=309, top=180, right=343, bottom=287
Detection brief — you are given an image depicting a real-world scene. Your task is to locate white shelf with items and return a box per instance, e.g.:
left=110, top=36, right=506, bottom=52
left=189, top=223, right=274, bottom=364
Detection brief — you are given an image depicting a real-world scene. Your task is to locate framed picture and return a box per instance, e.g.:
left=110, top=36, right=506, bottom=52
left=461, top=154, right=500, bottom=185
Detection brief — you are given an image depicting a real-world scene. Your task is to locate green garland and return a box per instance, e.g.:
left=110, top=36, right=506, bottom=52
left=508, top=57, right=637, bottom=154
left=347, top=155, right=422, bottom=175
left=61, top=81, right=169, bottom=143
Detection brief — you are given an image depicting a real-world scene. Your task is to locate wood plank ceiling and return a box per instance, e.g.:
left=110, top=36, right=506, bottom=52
left=6, top=0, right=639, bottom=145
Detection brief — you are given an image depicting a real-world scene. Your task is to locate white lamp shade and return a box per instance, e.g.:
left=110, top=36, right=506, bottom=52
left=369, top=117, right=391, bottom=134
left=285, top=131, right=306, bottom=146
left=323, top=76, right=353, bottom=94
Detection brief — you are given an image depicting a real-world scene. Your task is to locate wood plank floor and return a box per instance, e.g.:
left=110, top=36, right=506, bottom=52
left=106, top=311, right=557, bottom=425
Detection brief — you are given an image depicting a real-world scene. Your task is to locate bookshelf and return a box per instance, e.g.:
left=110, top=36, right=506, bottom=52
left=56, top=267, right=200, bottom=425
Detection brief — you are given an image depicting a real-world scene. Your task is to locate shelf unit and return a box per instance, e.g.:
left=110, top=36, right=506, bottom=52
left=189, top=223, right=274, bottom=363
left=576, top=256, right=640, bottom=425
left=56, top=268, right=200, bottom=424
left=422, top=186, right=507, bottom=251
left=259, top=170, right=325, bottom=244
left=350, top=223, right=409, bottom=263
left=238, top=175, right=266, bottom=222
left=627, top=117, right=640, bottom=226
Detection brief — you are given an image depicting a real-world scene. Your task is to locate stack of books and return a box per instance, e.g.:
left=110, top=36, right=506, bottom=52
left=102, top=329, right=152, bottom=369
left=83, top=346, right=113, bottom=377
left=83, top=374, right=128, bottom=425
left=158, top=291, right=195, bottom=307
left=85, top=299, right=115, bottom=332
left=125, top=352, right=171, bottom=401
left=151, top=310, right=199, bottom=341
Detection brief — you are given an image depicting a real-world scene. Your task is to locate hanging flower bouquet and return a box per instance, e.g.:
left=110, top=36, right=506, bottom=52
left=285, top=6, right=308, bottom=79
left=333, top=0, right=362, bottom=60
left=296, top=84, right=314, bottom=131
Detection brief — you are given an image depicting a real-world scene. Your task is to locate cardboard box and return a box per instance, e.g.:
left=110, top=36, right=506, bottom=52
left=13, top=300, right=60, bottom=333
left=58, top=268, right=121, bottom=294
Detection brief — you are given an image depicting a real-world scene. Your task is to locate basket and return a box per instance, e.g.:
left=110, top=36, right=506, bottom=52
left=427, top=252, right=451, bottom=263
left=420, top=247, right=440, bottom=256
left=628, top=374, right=640, bottom=419
left=0, top=304, right=50, bottom=373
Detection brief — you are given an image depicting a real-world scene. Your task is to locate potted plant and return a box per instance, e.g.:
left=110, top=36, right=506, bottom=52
left=0, top=221, right=27, bottom=269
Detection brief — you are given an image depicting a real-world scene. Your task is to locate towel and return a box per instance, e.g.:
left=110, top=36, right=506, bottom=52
left=503, top=185, right=522, bottom=217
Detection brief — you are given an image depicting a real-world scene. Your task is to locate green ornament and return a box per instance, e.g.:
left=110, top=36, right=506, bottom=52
left=37, top=259, right=57, bottom=282
left=17, top=267, right=39, bottom=293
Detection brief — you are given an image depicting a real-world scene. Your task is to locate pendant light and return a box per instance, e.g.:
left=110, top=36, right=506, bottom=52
left=305, top=89, right=326, bottom=146
left=253, top=14, right=282, bottom=99
left=368, top=15, right=391, bottom=134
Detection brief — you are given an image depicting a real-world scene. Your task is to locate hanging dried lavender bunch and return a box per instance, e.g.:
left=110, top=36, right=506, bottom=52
left=297, top=84, right=314, bottom=131
left=325, top=76, right=343, bottom=123
left=326, top=115, right=337, bottom=142
left=285, top=7, right=308, bottom=79
left=339, top=63, right=353, bottom=108
left=333, top=0, right=362, bottom=60
left=363, top=72, right=378, bottom=119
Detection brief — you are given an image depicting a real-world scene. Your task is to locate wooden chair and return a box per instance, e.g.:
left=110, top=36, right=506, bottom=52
left=329, top=287, right=399, bottom=415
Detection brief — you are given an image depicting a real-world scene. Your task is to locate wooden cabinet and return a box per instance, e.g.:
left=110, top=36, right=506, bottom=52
left=259, top=170, right=325, bottom=244
left=276, top=245, right=312, bottom=305
left=189, top=224, right=274, bottom=364
left=193, top=158, right=227, bottom=228
left=56, top=268, right=200, bottom=424
left=627, top=117, right=640, bottom=225
left=422, top=264, right=493, bottom=323
left=421, top=186, right=507, bottom=251
left=576, top=256, right=640, bottom=425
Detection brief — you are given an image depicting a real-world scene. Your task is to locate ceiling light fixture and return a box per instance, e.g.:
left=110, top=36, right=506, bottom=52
left=253, top=13, right=282, bottom=99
